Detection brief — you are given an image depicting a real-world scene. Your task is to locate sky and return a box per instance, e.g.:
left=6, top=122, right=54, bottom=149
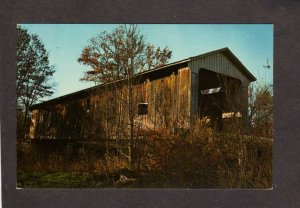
left=20, top=24, right=273, bottom=99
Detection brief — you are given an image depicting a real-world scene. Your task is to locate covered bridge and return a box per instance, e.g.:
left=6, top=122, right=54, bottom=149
left=29, top=47, right=256, bottom=140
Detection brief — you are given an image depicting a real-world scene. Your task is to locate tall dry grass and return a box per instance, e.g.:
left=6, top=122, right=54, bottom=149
left=18, top=118, right=272, bottom=188
left=136, top=118, right=272, bottom=188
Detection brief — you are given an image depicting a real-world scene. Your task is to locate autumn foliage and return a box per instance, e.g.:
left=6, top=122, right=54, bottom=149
left=78, top=25, right=172, bottom=83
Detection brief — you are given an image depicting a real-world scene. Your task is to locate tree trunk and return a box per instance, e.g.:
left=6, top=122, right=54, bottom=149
left=127, top=66, right=135, bottom=171
left=22, top=106, right=29, bottom=140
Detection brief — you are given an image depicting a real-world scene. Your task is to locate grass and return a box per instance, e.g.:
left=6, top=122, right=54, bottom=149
left=17, top=169, right=176, bottom=188
left=17, top=170, right=111, bottom=188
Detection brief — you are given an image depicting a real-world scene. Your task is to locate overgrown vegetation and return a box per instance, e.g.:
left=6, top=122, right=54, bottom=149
left=17, top=118, right=272, bottom=188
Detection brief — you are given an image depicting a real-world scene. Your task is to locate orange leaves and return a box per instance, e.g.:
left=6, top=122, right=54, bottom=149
left=77, top=25, right=172, bottom=84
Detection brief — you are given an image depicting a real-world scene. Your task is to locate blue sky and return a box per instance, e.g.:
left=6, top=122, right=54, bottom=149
left=20, top=24, right=273, bottom=99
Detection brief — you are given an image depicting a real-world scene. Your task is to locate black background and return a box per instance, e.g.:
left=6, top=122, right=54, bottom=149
left=1, top=0, right=300, bottom=207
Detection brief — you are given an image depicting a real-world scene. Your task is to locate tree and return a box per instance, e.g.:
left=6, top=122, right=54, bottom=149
left=248, top=83, right=273, bottom=137
left=17, top=26, right=55, bottom=139
left=78, top=24, right=172, bottom=84
left=78, top=24, right=172, bottom=169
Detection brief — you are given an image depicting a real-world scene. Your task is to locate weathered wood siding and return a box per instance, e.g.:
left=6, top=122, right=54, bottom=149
left=29, top=66, right=191, bottom=140
left=143, top=67, right=190, bottom=128
left=29, top=97, right=89, bottom=140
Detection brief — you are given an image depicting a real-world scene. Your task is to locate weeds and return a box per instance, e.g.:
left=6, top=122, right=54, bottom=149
left=17, top=120, right=272, bottom=188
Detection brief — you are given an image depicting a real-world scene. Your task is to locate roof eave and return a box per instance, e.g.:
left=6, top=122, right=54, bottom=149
left=29, top=59, right=190, bottom=110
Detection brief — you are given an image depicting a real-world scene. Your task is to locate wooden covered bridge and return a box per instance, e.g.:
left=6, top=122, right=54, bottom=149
left=29, top=47, right=256, bottom=141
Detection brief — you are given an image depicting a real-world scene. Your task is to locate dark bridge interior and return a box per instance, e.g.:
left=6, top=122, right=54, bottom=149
left=198, top=69, right=242, bottom=131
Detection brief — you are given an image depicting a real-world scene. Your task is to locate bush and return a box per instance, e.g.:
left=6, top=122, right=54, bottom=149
left=142, top=118, right=272, bottom=188
left=17, top=119, right=272, bottom=188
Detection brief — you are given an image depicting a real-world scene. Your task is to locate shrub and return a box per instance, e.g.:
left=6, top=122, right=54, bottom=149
left=142, top=118, right=272, bottom=188
left=17, top=119, right=272, bottom=188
